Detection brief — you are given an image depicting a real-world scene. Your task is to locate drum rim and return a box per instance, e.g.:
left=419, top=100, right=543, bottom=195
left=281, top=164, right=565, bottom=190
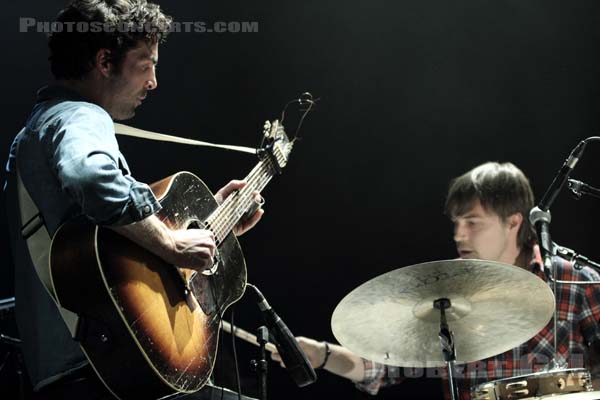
left=471, top=368, right=591, bottom=391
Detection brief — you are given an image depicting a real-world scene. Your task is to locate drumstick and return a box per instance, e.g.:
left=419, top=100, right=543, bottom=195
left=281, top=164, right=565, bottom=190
left=220, top=320, right=278, bottom=353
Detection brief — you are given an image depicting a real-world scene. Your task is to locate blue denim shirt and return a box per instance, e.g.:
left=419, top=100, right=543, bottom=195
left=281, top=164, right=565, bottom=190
left=4, top=85, right=161, bottom=389
left=7, top=85, right=161, bottom=234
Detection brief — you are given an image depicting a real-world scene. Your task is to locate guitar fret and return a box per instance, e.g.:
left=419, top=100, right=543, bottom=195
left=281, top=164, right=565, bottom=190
left=206, top=158, right=276, bottom=243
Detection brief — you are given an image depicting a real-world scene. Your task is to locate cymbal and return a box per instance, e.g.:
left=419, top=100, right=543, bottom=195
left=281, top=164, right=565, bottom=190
left=331, top=259, right=555, bottom=367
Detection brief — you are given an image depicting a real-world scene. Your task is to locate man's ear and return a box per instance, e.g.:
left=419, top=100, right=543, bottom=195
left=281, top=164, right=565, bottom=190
left=95, top=48, right=113, bottom=77
left=508, top=212, right=523, bottom=232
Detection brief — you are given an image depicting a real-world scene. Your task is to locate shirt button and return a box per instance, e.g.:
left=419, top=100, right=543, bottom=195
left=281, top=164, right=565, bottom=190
left=143, top=205, right=151, bottom=214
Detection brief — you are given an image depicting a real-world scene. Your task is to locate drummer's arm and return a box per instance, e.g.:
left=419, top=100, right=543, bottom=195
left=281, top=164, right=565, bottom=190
left=320, top=342, right=366, bottom=381
left=271, top=337, right=365, bottom=381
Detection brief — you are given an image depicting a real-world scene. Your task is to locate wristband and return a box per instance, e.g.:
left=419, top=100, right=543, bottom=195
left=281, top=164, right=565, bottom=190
left=317, top=341, right=331, bottom=369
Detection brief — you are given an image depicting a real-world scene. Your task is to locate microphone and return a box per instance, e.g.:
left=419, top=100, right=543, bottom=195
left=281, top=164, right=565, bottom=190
left=537, top=140, right=587, bottom=212
left=247, top=284, right=317, bottom=387
left=530, top=140, right=587, bottom=270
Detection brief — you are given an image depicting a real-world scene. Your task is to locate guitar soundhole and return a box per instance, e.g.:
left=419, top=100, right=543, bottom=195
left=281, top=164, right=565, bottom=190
left=187, top=219, right=203, bottom=230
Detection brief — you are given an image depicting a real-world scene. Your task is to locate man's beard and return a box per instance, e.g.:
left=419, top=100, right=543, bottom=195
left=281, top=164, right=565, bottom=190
left=113, top=102, right=136, bottom=121
left=107, top=75, right=138, bottom=121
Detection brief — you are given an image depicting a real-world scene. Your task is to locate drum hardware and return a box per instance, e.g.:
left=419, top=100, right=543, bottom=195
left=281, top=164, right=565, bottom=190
left=435, top=298, right=459, bottom=400
left=530, top=136, right=600, bottom=370
left=471, top=368, right=593, bottom=400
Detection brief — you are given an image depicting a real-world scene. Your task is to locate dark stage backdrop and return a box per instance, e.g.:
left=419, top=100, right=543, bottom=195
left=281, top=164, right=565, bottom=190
left=2, top=1, right=600, bottom=399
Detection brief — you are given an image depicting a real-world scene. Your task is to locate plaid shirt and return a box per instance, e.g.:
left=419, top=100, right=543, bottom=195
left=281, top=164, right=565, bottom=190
left=355, top=246, right=600, bottom=399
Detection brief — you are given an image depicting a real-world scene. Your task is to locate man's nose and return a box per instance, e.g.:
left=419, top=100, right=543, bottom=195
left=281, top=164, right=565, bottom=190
left=453, top=223, right=466, bottom=243
left=146, top=70, right=158, bottom=91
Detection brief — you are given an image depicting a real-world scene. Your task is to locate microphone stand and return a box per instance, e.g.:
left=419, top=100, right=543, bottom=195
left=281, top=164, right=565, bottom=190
left=530, top=141, right=587, bottom=370
left=529, top=137, right=600, bottom=371
left=246, top=284, right=317, bottom=389
left=569, top=179, right=600, bottom=201
left=530, top=139, right=587, bottom=273
left=551, top=243, right=600, bottom=282
left=250, top=326, right=269, bottom=400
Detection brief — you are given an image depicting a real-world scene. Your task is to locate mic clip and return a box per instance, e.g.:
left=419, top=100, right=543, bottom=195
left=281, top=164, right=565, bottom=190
left=568, top=179, right=600, bottom=200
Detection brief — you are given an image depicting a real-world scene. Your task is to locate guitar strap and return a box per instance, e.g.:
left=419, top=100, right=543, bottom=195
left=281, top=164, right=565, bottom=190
left=16, top=124, right=256, bottom=338
left=113, top=123, right=257, bottom=154
left=15, top=130, right=80, bottom=337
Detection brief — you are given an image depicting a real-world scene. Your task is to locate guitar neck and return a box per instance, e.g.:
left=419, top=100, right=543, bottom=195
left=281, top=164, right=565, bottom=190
left=204, top=120, right=293, bottom=244
left=220, top=321, right=277, bottom=353
left=205, top=157, right=278, bottom=245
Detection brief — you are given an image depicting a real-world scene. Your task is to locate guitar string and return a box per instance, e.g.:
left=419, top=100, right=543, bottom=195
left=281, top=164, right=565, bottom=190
left=207, top=155, right=273, bottom=225
left=211, top=166, right=273, bottom=242
left=211, top=147, right=285, bottom=239
left=208, top=146, right=286, bottom=242
left=207, top=161, right=269, bottom=241
left=209, top=143, right=286, bottom=238
left=203, top=164, right=262, bottom=234
left=213, top=167, right=275, bottom=241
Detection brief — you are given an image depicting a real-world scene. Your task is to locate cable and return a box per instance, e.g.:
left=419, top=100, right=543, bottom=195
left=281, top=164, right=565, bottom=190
left=230, top=308, right=243, bottom=400
left=218, top=318, right=225, bottom=400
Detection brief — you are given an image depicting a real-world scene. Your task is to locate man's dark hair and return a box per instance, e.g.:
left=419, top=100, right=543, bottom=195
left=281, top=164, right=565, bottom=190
left=445, top=162, right=536, bottom=250
left=49, top=0, right=172, bottom=80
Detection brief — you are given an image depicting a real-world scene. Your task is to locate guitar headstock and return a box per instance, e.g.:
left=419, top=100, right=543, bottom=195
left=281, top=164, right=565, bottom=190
left=261, top=119, right=293, bottom=172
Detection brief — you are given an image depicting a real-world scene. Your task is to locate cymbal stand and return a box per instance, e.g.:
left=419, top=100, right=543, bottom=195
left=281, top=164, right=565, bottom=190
left=435, top=298, right=459, bottom=400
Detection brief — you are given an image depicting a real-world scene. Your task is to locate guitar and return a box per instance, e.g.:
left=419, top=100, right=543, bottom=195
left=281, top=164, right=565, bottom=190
left=49, top=120, right=293, bottom=400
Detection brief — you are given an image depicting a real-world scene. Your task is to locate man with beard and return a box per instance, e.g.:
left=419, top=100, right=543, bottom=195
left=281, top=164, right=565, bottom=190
left=4, top=1, right=263, bottom=398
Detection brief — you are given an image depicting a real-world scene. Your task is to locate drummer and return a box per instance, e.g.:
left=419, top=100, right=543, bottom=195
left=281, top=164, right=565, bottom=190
left=273, top=161, right=600, bottom=399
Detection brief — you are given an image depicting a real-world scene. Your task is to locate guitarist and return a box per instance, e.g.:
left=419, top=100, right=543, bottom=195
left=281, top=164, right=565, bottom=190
left=3, top=1, right=263, bottom=399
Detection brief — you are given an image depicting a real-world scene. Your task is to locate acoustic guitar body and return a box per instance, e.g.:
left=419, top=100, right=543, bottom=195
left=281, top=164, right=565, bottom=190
left=50, top=171, right=247, bottom=399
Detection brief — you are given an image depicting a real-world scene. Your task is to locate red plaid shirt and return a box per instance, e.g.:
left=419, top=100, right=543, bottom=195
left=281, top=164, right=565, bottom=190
left=355, top=247, right=600, bottom=399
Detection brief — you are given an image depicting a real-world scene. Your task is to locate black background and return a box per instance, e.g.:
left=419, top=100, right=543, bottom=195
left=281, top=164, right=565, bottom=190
left=2, top=1, right=600, bottom=399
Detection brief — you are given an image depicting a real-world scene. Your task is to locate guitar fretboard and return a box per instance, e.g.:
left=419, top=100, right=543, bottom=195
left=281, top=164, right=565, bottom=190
left=204, top=144, right=289, bottom=244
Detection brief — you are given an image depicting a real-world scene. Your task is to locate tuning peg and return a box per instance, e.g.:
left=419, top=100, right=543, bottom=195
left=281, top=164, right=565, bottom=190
left=263, top=120, right=271, bottom=135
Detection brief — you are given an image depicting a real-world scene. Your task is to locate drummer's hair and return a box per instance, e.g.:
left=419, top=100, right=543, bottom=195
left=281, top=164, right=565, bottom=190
left=445, top=162, right=536, bottom=250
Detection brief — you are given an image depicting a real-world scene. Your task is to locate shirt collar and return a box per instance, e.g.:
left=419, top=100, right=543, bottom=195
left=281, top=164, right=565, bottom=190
left=36, top=84, right=87, bottom=103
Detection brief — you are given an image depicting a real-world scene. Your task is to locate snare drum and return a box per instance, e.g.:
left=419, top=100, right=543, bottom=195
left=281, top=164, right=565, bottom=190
left=471, top=368, right=593, bottom=400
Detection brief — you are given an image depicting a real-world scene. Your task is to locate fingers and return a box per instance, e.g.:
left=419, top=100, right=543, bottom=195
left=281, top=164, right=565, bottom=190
left=191, top=230, right=217, bottom=255
left=253, top=191, right=265, bottom=206
left=234, top=208, right=264, bottom=236
left=173, top=229, right=217, bottom=271
left=215, top=181, right=265, bottom=235
left=195, top=230, right=216, bottom=268
left=232, top=190, right=265, bottom=236
left=215, top=180, right=247, bottom=204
